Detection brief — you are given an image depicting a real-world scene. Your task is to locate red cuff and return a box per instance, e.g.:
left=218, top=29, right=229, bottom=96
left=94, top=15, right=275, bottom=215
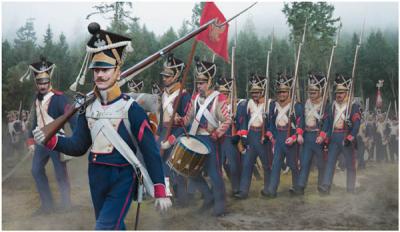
left=26, top=138, right=35, bottom=146
left=45, top=135, right=58, bottom=150
left=351, top=113, right=361, bottom=123
left=266, top=131, right=273, bottom=139
left=154, top=184, right=167, bottom=198
left=346, top=135, right=354, bottom=141
left=167, top=135, right=176, bottom=144
left=291, top=135, right=297, bottom=141
left=237, top=130, right=248, bottom=137
left=319, top=131, right=327, bottom=139
left=296, top=128, right=304, bottom=136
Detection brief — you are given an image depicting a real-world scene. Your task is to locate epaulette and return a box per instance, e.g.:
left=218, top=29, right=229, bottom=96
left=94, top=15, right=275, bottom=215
left=218, top=93, right=227, bottom=102
left=51, top=89, right=63, bottom=95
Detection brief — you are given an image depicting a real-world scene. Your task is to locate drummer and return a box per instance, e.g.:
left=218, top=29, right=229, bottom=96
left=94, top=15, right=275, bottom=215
left=157, top=54, right=192, bottom=207
left=175, top=57, right=231, bottom=217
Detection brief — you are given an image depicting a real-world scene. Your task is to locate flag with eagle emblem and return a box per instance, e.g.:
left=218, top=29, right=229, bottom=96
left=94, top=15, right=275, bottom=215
left=195, top=2, right=229, bottom=62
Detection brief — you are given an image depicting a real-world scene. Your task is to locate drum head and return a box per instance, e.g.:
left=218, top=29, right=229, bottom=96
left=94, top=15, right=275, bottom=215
left=178, top=135, right=210, bottom=155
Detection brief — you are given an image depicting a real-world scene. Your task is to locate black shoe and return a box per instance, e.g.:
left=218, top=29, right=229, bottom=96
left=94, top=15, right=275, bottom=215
left=291, top=186, right=304, bottom=196
left=199, top=199, right=214, bottom=211
left=318, top=185, right=330, bottom=195
left=260, top=190, right=276, bottom=199
left=231, top=190, right=240, bottom=197
left=233, top=192, right=247, bottom=200
left=213, top=211, right=228, bottom=217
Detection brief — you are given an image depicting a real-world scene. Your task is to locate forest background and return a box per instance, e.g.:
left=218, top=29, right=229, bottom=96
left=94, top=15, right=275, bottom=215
left=2, top=2, right=398, bottom=117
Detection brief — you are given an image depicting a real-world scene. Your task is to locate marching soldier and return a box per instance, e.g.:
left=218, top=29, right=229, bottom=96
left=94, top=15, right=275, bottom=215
left=216, top=76, right=241, bottom=196
left=33, top=23, right=171, bottom=229
left=176, top=57, right=231, bottom=217
left=365, top=114, right=376, bottom=161
left=234, top=74, right=272, bottom=199
left=127, top=79, right=159, bottom=134
left=318, top=74, right=361, bottom=194
left=264, top=73, right=304, bottom=198
left=23, top=56, right=76, bottom=215
left=375, top=113, right=389, bottom=162
left=157, top=54, right=192, bottom=206
left=357, top=115, right=368, bottom=169
left=388, top=116, right=398, bottom=162
left=293, top=73, right=328, bottom=195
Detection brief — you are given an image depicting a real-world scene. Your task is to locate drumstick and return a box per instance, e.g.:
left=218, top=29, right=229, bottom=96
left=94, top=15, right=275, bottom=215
left=181, top=124, right=190, bottom=139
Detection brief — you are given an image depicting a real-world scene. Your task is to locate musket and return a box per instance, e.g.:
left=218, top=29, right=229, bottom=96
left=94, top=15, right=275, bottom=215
left=231, top=20, right=238, bottom=137
left=229, top=20, right=246, bottom=154
left=345, top=20, right=365, bottom=123
left=385, top=102, right=392, bottom=123
left=287, top=18, right=307, bottom=138
left=319, top=24, right=342, bottom=124
left=261, top=28, right=274, bottom=142
left=40, top=19, right=216, bottom=144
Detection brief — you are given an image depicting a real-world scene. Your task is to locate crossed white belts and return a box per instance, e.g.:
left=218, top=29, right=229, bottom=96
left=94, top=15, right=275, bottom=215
left=162, top=90, right=179, bottom=115
left=189, top=91, right=219, bottom=135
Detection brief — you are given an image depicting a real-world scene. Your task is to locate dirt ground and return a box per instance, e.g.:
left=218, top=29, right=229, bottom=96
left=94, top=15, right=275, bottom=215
left=2, top=137, right=398, bottom=230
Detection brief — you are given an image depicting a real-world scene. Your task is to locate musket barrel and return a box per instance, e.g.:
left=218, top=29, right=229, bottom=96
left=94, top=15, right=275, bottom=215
left=40, top=19, right=217, bottom=145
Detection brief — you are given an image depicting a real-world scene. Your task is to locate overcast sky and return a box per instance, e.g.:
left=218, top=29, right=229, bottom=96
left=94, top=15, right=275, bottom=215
left=2, top=1, right=398, bottom=45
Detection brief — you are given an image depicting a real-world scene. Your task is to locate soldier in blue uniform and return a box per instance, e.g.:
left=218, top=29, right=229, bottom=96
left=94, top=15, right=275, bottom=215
left=318, top=74, right=361, bottom=194
left=176, top=57, right=231, bottom=217
left=33, top=22, right=171, bottom=230
left=24, top=56, right=76, bottom=215
left=233, top=74, right=273, bottom=199
left=216, top=76, right=241, bottom=196
left=293, top=73, right=328, bottom=195
left=157, top=54, right=192, bottom=207
left=264, top=73, right=304, bottom=198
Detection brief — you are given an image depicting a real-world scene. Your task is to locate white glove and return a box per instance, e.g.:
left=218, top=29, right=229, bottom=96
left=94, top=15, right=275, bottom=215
left=160, top=140, right=172, bottom=150
left=154, top=197, right=172, bottom=213
left=160, top=135, right=176, bottom=150
left=28, top=144, right=35, bottom=153
left=33, top=126, right=45, bottom=144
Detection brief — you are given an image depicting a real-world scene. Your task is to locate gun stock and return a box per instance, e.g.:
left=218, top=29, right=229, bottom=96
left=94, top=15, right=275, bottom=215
left=42, top=106, right=80, bottom=143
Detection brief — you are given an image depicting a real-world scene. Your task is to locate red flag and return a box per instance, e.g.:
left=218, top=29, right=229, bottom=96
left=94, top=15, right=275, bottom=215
left=376, top=80, right=384, bottom=109
left=195, top=2, right=229, bottom=62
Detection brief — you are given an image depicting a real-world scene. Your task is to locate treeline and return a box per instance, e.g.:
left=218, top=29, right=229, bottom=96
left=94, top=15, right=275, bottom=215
left=2, top=3, right=398, bottom=117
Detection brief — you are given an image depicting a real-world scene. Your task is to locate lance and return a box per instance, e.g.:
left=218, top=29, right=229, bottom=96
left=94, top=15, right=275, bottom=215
left=261, top=27, right=274, bottom=142
left=319, top=23, right=342, bottom=124
left=39, top=19, right=217, bottom=145
left=345, top=20, right=365, bottom=123
left=287, top=18, right=307, bottom=138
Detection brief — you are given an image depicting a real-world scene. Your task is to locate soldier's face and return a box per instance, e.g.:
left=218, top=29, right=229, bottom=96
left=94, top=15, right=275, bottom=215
left=93, top=68, right=118, bottom=90
left=308, top=91, right=320, bottom=101
left=197, top=81, right=209, bottom=97
left=251, top=92, right=262, bottom=101
left=335, top=92, right=347, bottom=103
left=37, top=82, right=50, bottom=95
left=277, top=91, right=289, bottom=102
left=162, top=74, right=176, bottom=87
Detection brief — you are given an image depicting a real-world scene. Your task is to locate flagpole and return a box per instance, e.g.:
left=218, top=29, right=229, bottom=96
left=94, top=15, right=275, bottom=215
left=216, top=2, right=258, bottom=27
left=160, top=40, right=199, bottom=156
